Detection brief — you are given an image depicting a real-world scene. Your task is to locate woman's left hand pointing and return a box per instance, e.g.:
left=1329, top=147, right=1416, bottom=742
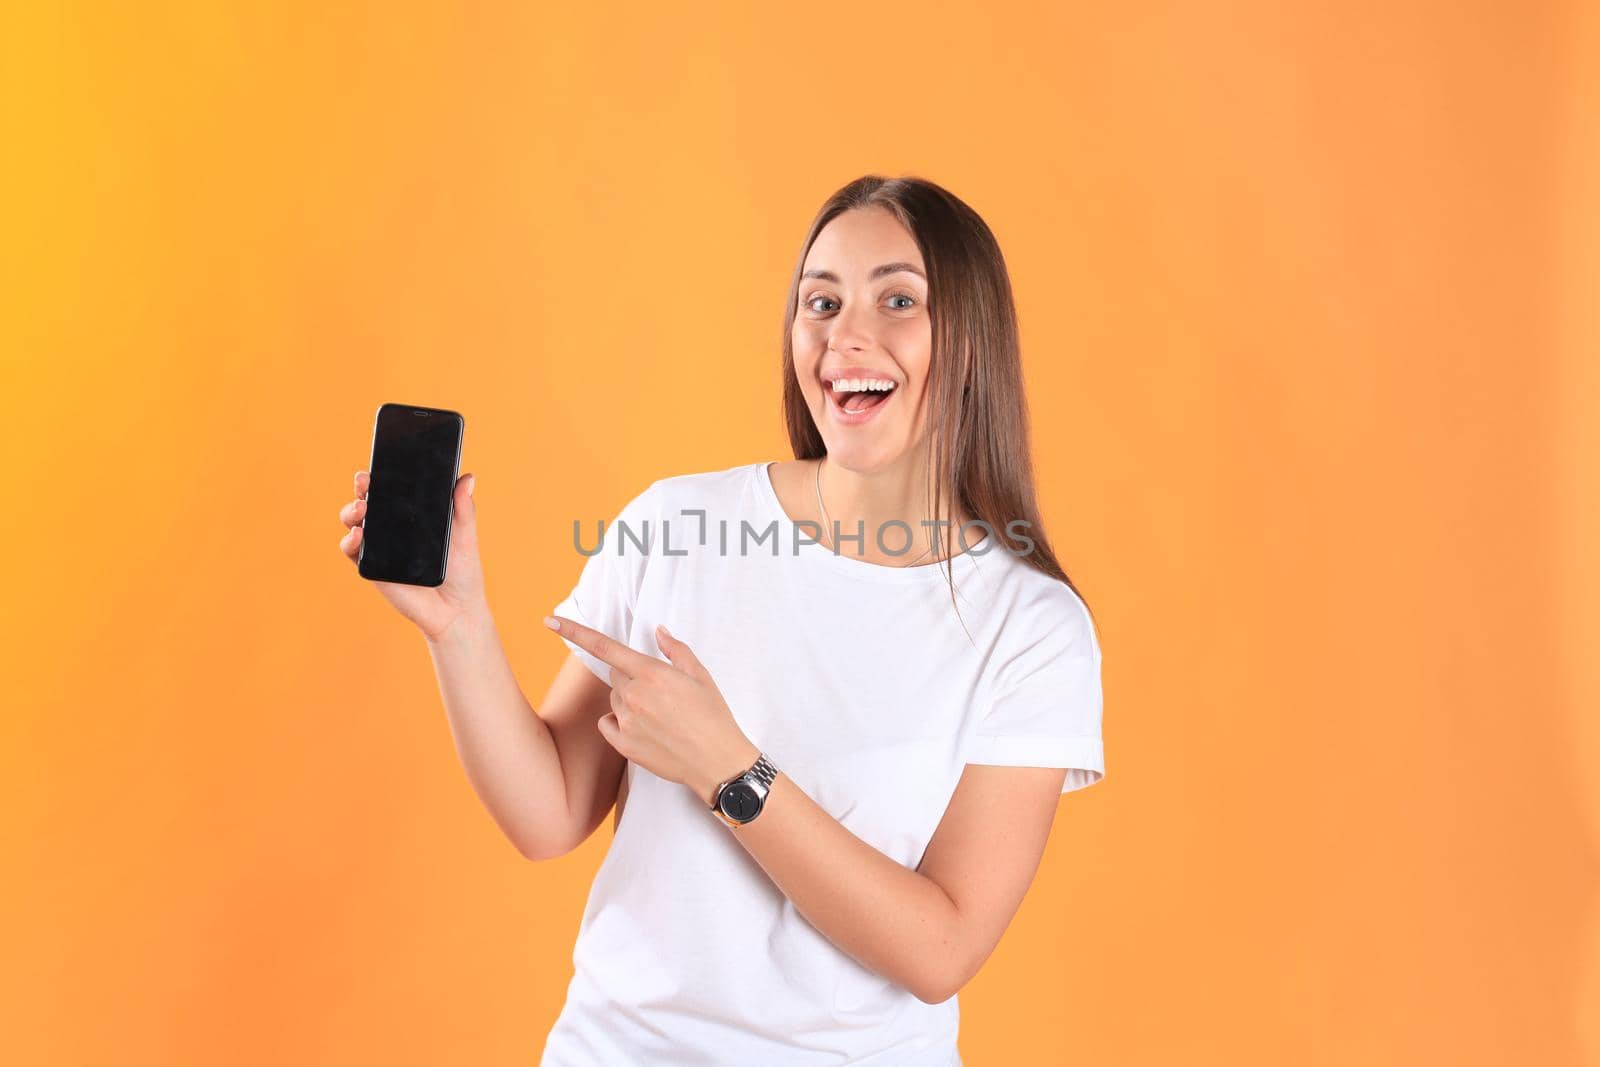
left=543, top=615, right=759, bottom=806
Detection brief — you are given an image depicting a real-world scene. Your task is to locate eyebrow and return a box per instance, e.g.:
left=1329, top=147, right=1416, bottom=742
left=800, top=262, right=925, bottom=283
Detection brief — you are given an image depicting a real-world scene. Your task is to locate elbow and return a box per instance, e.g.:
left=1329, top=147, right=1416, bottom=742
left=907, top=893, right=978, bottom=1004
left=908, top=942, right=977, bottom=1006
left=911, top=975, right=958, bottom=1006
left=510, top=803, right=585, bottom=862
left=512, top=825, right=576, bottom=863
left=516, top=838, right=554, bottom=862
left=516, top=831, right=577, bottom=862
left=911, top=966, right=969, bottom=1006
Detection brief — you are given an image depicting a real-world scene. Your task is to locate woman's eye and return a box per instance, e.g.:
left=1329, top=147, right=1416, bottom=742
left=803, top=292, right=918, bottom=313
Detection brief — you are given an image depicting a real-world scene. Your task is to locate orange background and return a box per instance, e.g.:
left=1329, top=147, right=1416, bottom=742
left=3, top=2, right=1596, bottom=1064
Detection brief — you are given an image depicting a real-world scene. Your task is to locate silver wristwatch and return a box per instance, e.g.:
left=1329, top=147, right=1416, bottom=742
left=710, top=752, right=779, bottom=827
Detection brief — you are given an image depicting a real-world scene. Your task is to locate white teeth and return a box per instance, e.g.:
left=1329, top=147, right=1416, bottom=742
left=829, top=378, right=896, bottom=392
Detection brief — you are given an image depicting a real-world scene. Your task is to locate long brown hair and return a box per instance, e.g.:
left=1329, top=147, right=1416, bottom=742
left=779, top=175, right=1095, bottom=631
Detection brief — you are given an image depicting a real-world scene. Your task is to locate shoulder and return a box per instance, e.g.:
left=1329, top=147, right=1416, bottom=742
left=986, top=559, right=1100, bottom=677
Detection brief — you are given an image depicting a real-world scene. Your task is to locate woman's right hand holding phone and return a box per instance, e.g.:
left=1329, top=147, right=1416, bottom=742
left=338, top=469, right=488, bottom=641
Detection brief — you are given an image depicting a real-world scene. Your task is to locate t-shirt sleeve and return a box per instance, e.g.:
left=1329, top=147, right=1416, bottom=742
left=964, top=581, right=1105, bottom=794
left=549, top=480, right=661, bottom=687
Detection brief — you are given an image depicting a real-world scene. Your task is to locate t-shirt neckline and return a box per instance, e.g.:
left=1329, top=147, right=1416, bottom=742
left=752, top=461, right=989, bottom=585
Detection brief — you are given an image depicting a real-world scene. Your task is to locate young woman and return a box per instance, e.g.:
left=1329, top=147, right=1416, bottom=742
left=337, top=175, right=1105, bottom=1065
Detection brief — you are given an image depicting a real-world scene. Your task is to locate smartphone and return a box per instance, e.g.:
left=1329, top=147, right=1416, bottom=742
left=357, top=403, right=465, bottom=588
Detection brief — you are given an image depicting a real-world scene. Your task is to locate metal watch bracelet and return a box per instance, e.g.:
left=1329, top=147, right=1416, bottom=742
left=709, top=752, right=779, bottom=810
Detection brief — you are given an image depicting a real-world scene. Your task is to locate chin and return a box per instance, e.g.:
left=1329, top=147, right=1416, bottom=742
left=805, top=394, right=919, bottom=472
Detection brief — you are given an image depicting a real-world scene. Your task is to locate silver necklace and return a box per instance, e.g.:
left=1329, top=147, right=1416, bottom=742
left=814, top=456, right=938, bottom=567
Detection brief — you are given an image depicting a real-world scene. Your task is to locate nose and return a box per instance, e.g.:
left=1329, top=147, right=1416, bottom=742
left=827, top=299, right=876, bottom=354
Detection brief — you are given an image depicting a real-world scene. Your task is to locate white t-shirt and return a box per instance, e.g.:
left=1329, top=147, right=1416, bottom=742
left=540, top=461, right=1104, bottom=1066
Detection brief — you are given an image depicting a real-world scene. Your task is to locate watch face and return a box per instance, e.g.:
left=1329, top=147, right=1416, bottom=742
left=719, top=782, right=761, bottom=822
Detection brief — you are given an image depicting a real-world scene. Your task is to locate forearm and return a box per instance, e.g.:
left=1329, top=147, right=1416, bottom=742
left=699, top=759, right=968, bottom=1004
left=424, top=604, right=567, bottom=858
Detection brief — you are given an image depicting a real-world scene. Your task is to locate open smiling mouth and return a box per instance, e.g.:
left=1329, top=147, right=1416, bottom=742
left=826, top=377, right=897, bottom=418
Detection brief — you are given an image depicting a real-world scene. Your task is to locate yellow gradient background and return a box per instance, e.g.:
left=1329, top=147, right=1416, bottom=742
left=3, top=3, right=1596, bottom=1064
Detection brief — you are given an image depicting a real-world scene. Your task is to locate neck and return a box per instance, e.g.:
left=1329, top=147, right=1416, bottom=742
left=817, top=452, right=967, bottom=559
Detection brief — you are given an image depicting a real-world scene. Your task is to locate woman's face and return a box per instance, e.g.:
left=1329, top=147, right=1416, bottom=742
left=791, top=206, right=932, bottom=474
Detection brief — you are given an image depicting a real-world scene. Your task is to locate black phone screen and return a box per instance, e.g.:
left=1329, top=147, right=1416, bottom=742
left=358, top=403, right=465, bottom=587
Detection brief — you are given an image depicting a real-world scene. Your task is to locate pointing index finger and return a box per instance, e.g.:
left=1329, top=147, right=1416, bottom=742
left=544, top=615, right=654, bottom=680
